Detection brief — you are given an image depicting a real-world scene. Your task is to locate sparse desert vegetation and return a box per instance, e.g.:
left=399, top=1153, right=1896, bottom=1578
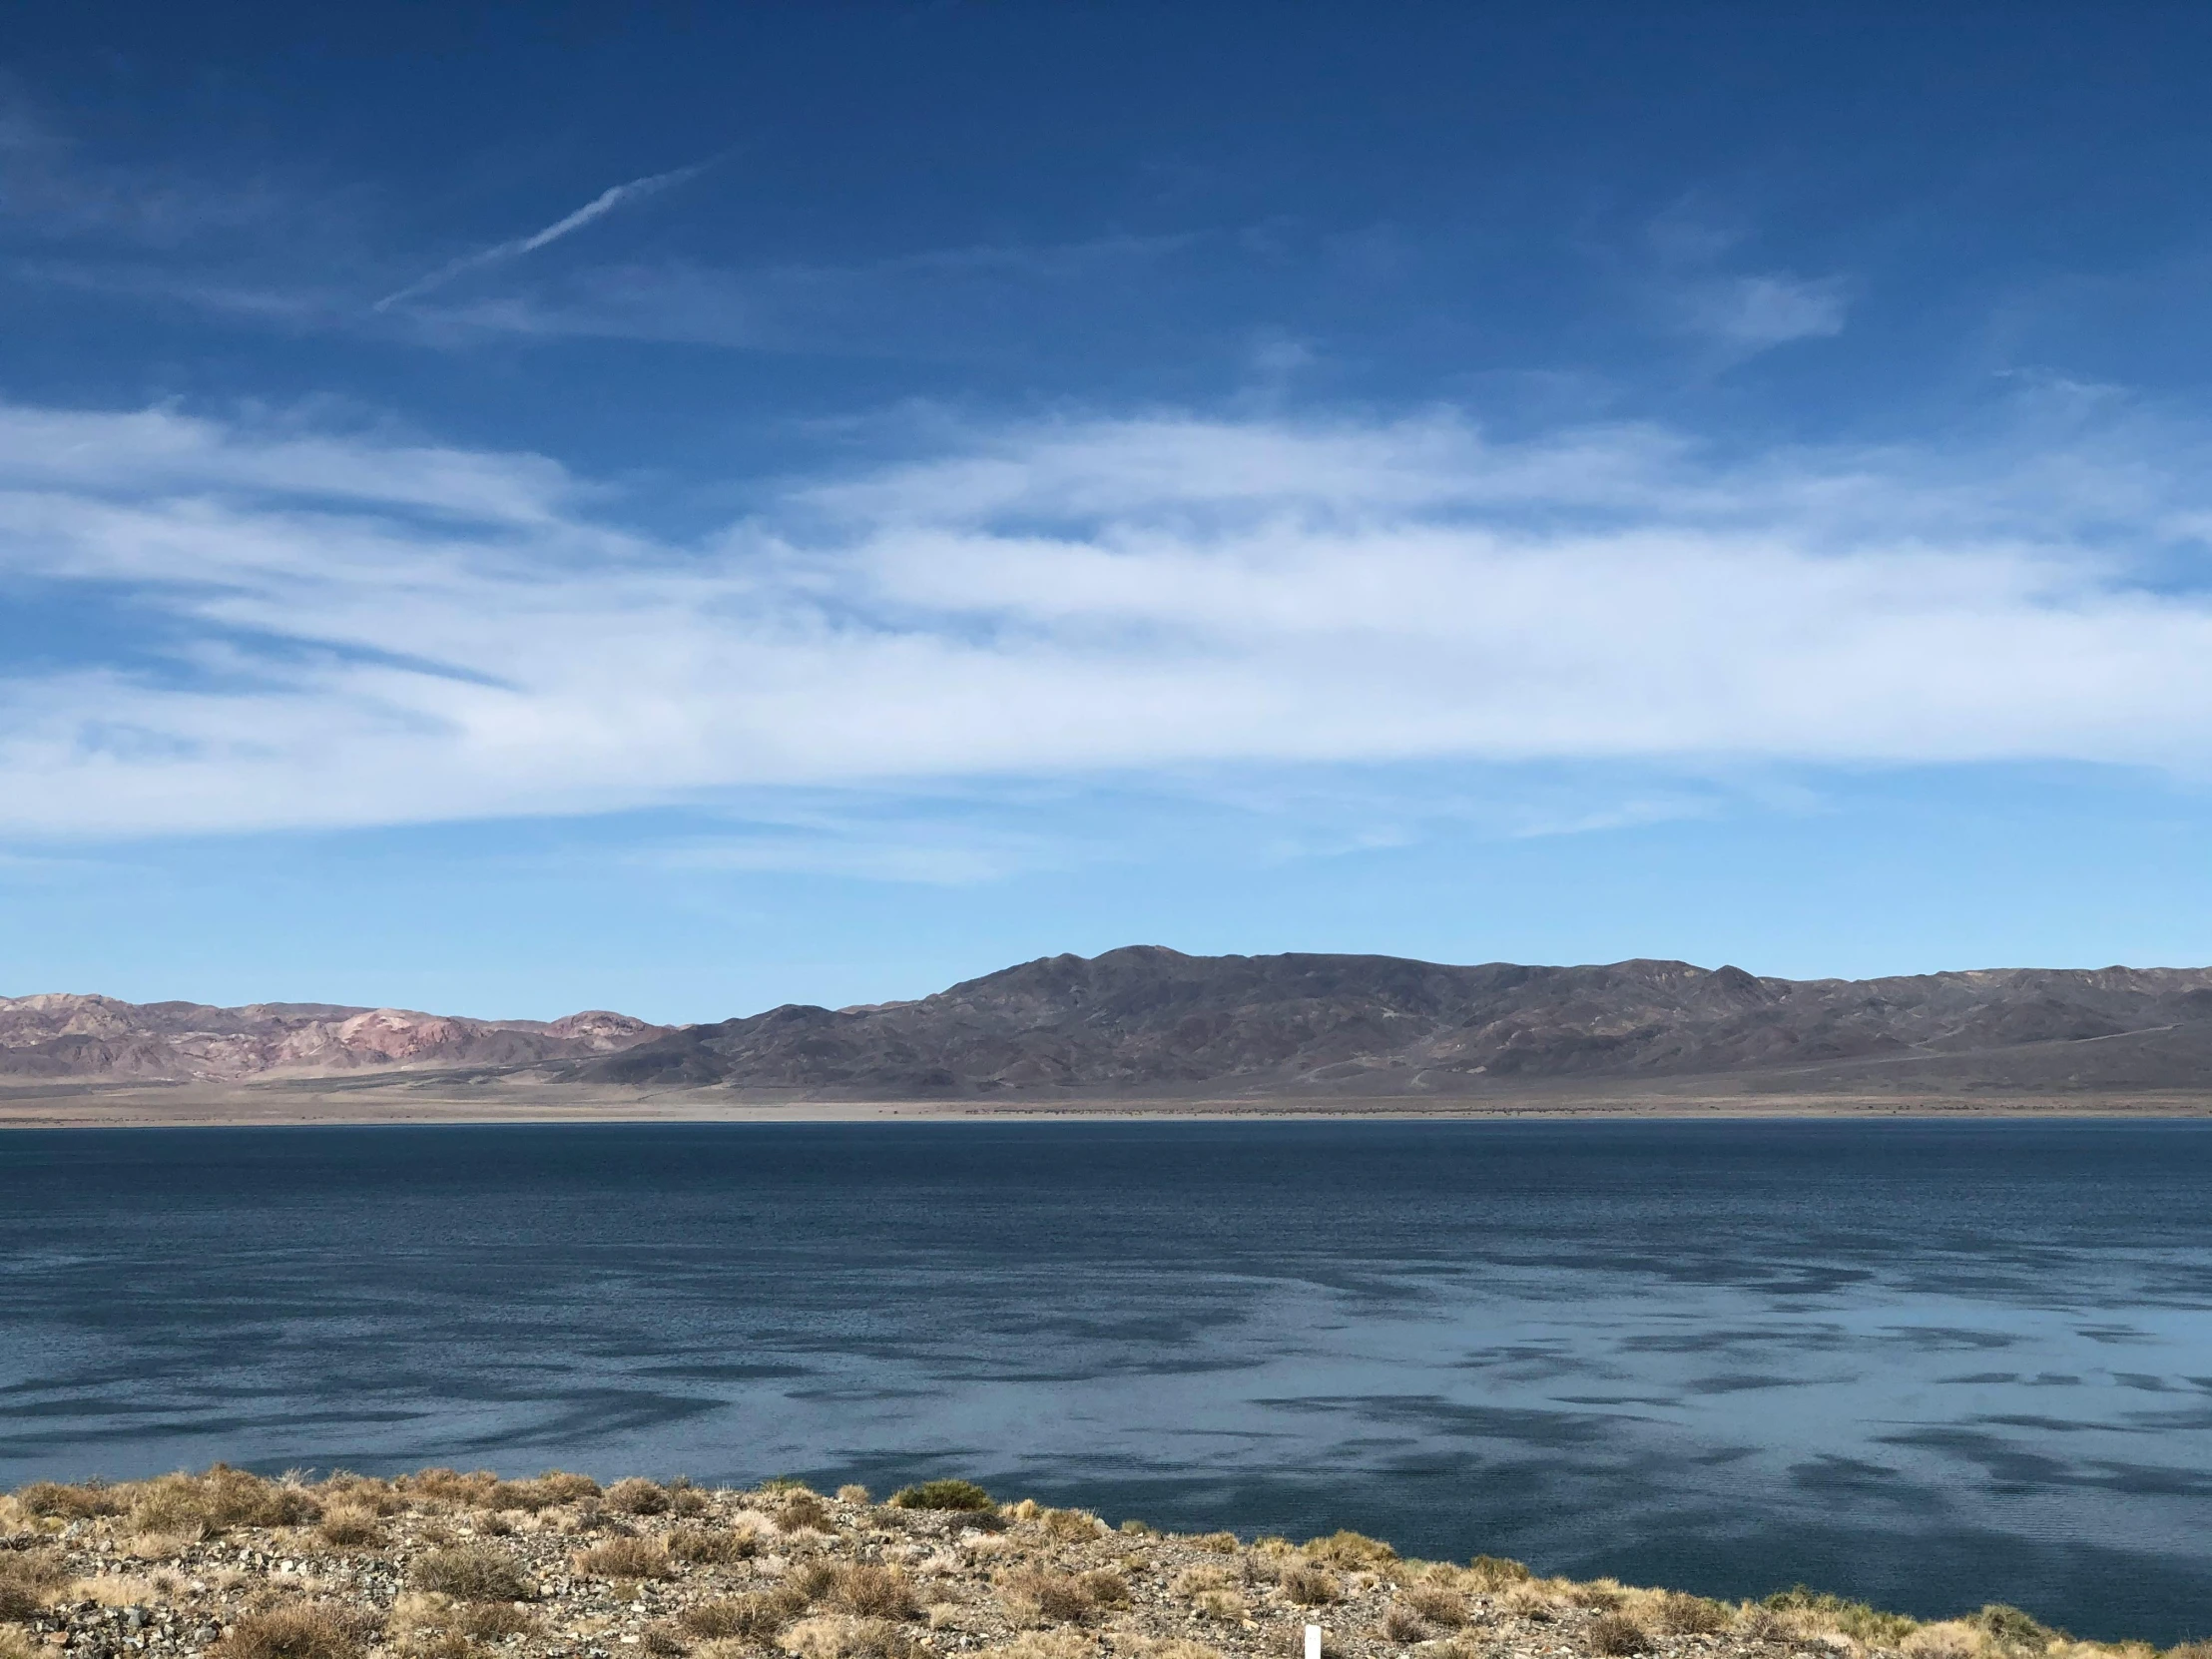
left=0, top=1465, right=2192, bottom=1659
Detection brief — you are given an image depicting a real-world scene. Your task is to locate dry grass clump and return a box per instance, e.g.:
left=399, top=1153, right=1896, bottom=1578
left=316, top=1509, right=385, bottom=1549
left=1000, top=1569, right=1106, bottom=1626
left=1467, top=1554, right=1532, bottom=1591
left=1403, top=1583, right=1470, bottom=1627
left=0, top=1548, right=67, bottom=1620
left=1656, top=1591, right=1735, bottom=1635
left=836, top=1485, right=872, bottom=1504
left=1303, top=1530, right=1396, bottom=1570
left=1281, top=1565, right=1341, bottom=1607
left=778, top=1493, right=832, bottom=1534
left=1191, top=1532, right=1239, bottom=1554
left=829, top=1566, right=922, bottom=1622
left=455, top=1602, right=540, bottom=1641
left=0, top=1582, right=46, bottom=1625
left=1170, top=1566, right=1238, bottom=1597
left=319, top=1476, right=406, bottom=1517
left=1037, top=1509, right=1103, bottom=1541
left=573, top=1536, right=673, bottom=1580
left=411, top=1544, right=535, bottom=1601
left=668, top=1525, right=757, bottom=1564
left=1191, top=1591, right=1246, bottom=1623
left=682, top=1590, right=810, bottom=1641
left=607, top=1478, right=671, bottom=1516
left=781, top=1614, right=922, bottom=1659
left=218, top=1606, right=364, bottom=1659
left=16, top=1481, right=123, bottom=1520
left=1588, top=1613, right=1654, bottom=1655
left=888, top=1480, right=994, bottom=1513
left=1767, top=1586, right=1924, bottom=1648
left=130, top=1467, right=319, bottom=1537
left=1381, top=1605, right=1428, bottom=1643
left=1904, top=1621, right=1984, bottom=1659
left=1973, top=1605, right=2060, bottom=1652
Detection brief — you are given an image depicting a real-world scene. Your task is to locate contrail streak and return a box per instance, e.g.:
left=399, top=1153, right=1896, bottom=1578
left=373, top=163, right=704, bottom=312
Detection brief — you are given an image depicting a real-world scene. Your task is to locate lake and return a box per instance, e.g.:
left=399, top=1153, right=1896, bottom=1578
left=1, top=1119, right=2207, bottom=1642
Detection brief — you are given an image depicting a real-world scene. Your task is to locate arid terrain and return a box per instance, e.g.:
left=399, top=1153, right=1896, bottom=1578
left=5, top=948, right=2211, bottom=1125
left=0, top=997, right=665, bottom=1085
left=0, top=1468, right=2184, bottom=1659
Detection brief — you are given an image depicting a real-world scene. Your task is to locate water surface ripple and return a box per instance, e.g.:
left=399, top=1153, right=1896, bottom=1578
left=1, top=1120, right=2208, bottom=1641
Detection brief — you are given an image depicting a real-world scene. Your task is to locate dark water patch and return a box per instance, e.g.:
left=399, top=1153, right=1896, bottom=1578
left=2, top=1119, right=2210, bottom=1640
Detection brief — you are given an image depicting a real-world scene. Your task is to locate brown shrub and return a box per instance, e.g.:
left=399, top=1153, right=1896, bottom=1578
left=412, top=1544, right=535, bottom=1601
left=1282, top=1566, right=1342, bottom=1607
left=836, top=1485, right=872, bottom=1504
left=1656, top=1592, right=1733, bottom=1636
left=1039, top=1508, right=1102, bottom=1541
left=1570, top=1582, right=1627, bottom=1612
left=1171, top=1566, right=1238, bottom=1598
left=16, top=1481, right=122, bottom=1519
left=131, top=1467, right=319, bottom=1536
left=1304, top=1530, right=1397, bottom=1569
left=1382, top=1605, right=1429, bottom=1643
left=608, top=1478, right=672, bottom=1516
left=1002, top=1570, right=1097, bottom=1625
left=407, top=1469, right=497, bottom=1505
left=317, top=1510, right=384, bottom=1549
left=779, top=1494, right=831, bottom=1534
left=830, top=1566, right=920, bottom=1622
left=1191, top=1592, right=1246, bottom=1624
left=533, top=1471, right=603, bottom=1503
left=0, top=1550, right=66, bottom=1600
left=319, top=1476, right=405, bottom=1516
left=457, top=1605, right=541, bottom=1641
left=1466, top=1556, right=1532, bottom=1592
left=574, top=1537, right=673, bottom=1580
left=0, top=1583, right=45, bottom=1625
left=669, top=1527, right=757, bottom=1565
left=793, top=1563, right=842, bottom=1603
left=641, top=1624, right=687, bottom=1657
left=780, top=1616, right=921, bottom=1659
left=1080, top=1572, right=1129, bottom=1611
left=681, top=1590, right=809, bottom=1641
left=1192, top=1532, right=1240, bottom=1554
left=1587, top=1614, right=1652, bottom=1656
left=219, top=1606, right=363, bottom=1659
left=1404, top=1585, right=1470, bottom=1628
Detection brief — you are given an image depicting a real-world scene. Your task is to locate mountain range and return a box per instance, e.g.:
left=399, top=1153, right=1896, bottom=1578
left=580, top=947, right=2212, bottom=1098
left=0, top=993, right=665, bottom=1083
left=9, top=947, right=2212, bottom=1098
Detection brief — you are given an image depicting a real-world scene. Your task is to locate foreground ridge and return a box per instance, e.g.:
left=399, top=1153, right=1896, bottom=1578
left=0, top=1469, right=2188, bottom=1659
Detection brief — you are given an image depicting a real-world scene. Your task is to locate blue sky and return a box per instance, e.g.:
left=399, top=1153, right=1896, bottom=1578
left=5, top=3, right=2212, bottom=1020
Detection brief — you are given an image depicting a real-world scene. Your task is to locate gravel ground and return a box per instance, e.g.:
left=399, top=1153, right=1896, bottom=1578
left=0, top=1471, right=2179, bottom=1659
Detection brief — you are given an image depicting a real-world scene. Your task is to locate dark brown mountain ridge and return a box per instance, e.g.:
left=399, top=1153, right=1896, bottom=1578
left=580, top=946, right=2212, bottom=1098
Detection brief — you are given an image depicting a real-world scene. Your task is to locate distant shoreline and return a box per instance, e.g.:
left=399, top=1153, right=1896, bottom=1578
left=3, top=1082, right=2209, bottom=1129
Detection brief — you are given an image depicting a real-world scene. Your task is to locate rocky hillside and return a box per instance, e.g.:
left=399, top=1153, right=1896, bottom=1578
left=581, top=947, right=2212, bottom=1098
left=0, top=994, right=665, bottom=1083
left=0, top=1466, right=2154, bottom=1659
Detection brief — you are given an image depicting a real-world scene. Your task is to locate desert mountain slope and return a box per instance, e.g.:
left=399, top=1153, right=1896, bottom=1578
left=581, top=946, right=2212, bottom=1097
left=0, top=992, right=667, bottom=1082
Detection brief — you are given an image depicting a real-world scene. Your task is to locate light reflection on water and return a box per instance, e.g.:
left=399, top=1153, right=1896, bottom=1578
left=1, top=1120, right=2208, bottom=1642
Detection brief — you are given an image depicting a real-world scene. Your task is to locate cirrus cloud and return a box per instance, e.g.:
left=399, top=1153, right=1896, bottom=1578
left=1, top=397, right=2210, bottom=839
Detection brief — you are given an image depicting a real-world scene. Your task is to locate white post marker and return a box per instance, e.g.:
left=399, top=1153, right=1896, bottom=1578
left=1305, top=1625, right=1322, bottom=1659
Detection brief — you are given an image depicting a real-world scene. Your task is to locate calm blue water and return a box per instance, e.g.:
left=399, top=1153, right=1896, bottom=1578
left=2, top=1121, right=2208, bottom=1641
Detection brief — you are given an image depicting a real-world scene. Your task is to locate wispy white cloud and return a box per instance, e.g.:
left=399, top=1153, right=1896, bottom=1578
left=371, top=164, right=706, bottom=312
left=2, top=395, right=2211, bottom=841
left=1676, top=272, right=1853, bottom=348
